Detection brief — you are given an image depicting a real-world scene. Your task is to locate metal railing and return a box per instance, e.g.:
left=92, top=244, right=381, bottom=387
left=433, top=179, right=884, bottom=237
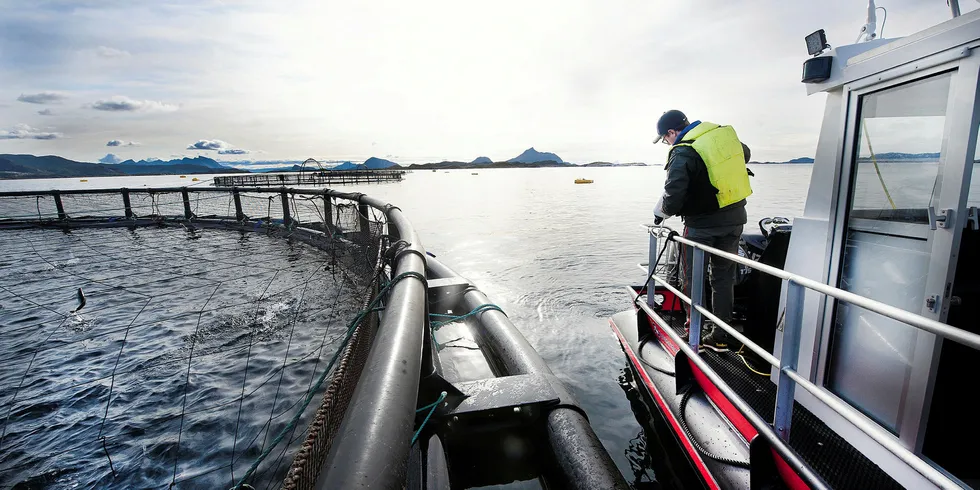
left=642, top=225, right=978, bottom=490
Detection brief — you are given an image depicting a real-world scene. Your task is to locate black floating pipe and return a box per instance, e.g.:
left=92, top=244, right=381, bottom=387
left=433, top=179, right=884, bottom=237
left=315, top=205, right=428, bottom=489
left=53, top=192, right=66, bottom=220
left=121, top=189, right=133, bottom=219
left=358, top=201, right=370, bottom=242
left=181, top=188, right=192, bottom=220
left=233, top=188, right=244, bottom=222
left=280, top=189, right=291, bottom=226
left=425, top=259, right=630, bottom=490
left=322, top=191, right=332, bottom=231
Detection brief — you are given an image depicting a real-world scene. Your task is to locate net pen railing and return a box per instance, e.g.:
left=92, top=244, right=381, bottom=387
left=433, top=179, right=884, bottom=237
left=639, top=225, right=980, bottom=490
left=0, top=186, right=428, bottom=490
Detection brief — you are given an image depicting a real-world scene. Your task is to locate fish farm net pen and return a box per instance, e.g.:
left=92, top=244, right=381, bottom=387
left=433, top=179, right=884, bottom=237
left=0, top=187, right=398, bottom=489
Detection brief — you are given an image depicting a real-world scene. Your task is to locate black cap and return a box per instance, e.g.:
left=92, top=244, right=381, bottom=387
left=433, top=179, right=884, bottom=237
left=653, top=109, right=689, bottom=144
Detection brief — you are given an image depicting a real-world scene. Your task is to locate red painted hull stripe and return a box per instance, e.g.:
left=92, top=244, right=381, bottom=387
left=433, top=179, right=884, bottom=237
left=644, top=313, right=812, bottom=490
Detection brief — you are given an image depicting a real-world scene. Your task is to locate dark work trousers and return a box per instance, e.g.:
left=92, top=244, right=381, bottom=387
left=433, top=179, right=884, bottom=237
left=680, top=224, right=743, bottom=326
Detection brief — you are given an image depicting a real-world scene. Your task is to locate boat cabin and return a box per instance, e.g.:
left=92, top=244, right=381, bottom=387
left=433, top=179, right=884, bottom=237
left=781, top=8, right=980, bottom=488
left=613, top=6, right=980, bottom=490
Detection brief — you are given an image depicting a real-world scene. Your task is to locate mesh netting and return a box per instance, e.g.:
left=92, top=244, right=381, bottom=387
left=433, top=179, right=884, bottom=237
left=0, top=188, right=390, bottom=490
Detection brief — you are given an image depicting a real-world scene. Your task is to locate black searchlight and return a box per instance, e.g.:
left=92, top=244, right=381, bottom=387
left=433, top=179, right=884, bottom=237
left=802, top=29, right=832, bottom=84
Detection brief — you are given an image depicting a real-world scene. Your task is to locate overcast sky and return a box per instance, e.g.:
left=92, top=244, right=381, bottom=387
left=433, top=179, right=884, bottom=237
left=0, top=0, right=973, bottom=164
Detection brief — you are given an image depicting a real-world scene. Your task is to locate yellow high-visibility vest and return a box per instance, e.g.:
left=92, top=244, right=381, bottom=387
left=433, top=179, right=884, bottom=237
left=670, top=122, right=753, bottom=208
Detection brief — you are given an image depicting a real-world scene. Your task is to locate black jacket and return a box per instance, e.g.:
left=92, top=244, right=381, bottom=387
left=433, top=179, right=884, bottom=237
left=661, top=144, right=748, bottom=228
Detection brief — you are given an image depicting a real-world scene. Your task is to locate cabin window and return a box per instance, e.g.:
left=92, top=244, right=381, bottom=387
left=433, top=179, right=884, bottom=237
left=827, top=72, right=953, bottom=434
left=846, top=73, right=951, bottom=223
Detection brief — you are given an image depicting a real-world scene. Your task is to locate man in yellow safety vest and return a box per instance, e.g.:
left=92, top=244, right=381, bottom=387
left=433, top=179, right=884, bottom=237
left=652, top=109, right=752, bottom=352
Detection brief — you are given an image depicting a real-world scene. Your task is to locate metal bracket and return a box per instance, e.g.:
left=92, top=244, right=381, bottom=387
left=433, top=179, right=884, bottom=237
left=966, top=206, right=979, bottom=231
left=448, top=374, right=561, bottom=417
left=426, top=277, right=472, bottom=315
left=927, top=206, right=954, bottom=230
left=674, top=349, right=696, bottom=394
left=926, top=294, right=941, bottom=313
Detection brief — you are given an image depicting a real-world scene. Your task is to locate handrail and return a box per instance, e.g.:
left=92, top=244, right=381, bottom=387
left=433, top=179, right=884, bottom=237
left=642, top=225, right=966, bottom=489
left=635, top=299, right=830, bottom=490
left=670, top=232, right=980, bottom=351
left=0, top=186, right=428, bottom=489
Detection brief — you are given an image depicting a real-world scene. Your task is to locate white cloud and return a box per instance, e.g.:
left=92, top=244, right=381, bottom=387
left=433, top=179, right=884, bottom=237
left=89, top=96, right=178, bottom=112
left=37, top=109, right=55, bottom=116
left=187, top=139, right=228, bottom=150
left=218, top=148, right=248, bottom=154
left=17, top=92, right=67, bottom=104
left=97, top=46, right=130, bottom=58
left=107, top=139, right=139, bottom=147
left=99, top=153, right=121, bottom=163
left=0, top=123, right=62, bottom=140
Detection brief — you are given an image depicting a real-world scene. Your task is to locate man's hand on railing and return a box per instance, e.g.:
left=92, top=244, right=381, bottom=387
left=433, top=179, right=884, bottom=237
left=653, top=195, right=670, bottom=225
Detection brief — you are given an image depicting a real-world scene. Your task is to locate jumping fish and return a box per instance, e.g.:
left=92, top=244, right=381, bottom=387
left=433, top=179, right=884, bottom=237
left=73, top=288, right=86, bottom=313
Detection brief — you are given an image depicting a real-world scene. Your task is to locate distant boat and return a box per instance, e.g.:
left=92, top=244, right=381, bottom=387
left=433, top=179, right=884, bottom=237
left=471, top=172, right=479, bottom=175
left=574, top=178, right=593, bottom=184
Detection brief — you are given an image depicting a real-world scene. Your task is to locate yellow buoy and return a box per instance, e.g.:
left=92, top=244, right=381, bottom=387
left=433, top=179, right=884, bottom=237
left=574, top=178, right=593, bottom=184
left=179, top=175, right=186, bottom=178
left=79, top=179, right=88, bottom=182
left=191, top=177, right=200, bottom=182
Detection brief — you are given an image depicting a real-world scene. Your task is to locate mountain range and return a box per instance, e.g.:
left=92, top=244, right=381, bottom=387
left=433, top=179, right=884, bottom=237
left=0, top=154, right=245, bottom=179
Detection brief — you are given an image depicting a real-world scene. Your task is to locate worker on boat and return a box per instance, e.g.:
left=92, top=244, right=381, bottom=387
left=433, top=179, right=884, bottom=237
left=652, top=109, right=752, bottom=351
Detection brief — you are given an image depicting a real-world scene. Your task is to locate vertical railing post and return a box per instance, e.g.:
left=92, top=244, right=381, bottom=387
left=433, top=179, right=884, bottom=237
left=774, top=280, right=805, bottom=441
left=53, top=191, right=67, bottom=221
left=358, top=201, right=370, bottom=241
left=323, top=191, right=333, bottom=232
left=121, top=189, right=133, bottom=219
left=280, top=189, right=291, bottom=227
left=689, top=247, right=705, bottom=350
left=181, top=188, right=192, bottom=220
left=647, top=228, right=659, bottom=307
left=233, top=188, right=244, bottom=222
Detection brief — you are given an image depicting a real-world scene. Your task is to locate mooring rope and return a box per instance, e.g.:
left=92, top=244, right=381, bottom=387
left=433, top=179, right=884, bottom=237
left=412, top=391, right=447, bottom=445
left=429, top=303, right=505, bottom=329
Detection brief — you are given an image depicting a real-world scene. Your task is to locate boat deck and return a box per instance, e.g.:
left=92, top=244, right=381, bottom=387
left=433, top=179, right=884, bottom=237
left=652, top=309, right=903, bottom=489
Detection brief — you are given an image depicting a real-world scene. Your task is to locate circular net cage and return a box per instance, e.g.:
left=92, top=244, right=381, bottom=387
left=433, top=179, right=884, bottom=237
left=0, top=188, right=392, bottom=489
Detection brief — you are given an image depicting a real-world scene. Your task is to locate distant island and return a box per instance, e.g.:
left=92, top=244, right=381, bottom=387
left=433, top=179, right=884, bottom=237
left=4, top=147, right=854, bottom=180
left=582, top=161, right=647, bottom=167
left=0, top=154, right=247, bottom=179
left=749, top=157, right=814, bottom=164
left=407, top=148, right=644, bottom=170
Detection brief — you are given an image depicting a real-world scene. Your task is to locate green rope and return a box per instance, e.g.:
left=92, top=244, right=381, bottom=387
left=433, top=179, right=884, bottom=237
left=412, top=391, right=447, bottom=445
left=430, top=304, right=504, bottom=329
left=232, top=270, right=426, bottom=490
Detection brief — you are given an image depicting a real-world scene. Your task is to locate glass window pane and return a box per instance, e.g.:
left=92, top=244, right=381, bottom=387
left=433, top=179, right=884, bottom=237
left=849, top=73, right=952, bottom=223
